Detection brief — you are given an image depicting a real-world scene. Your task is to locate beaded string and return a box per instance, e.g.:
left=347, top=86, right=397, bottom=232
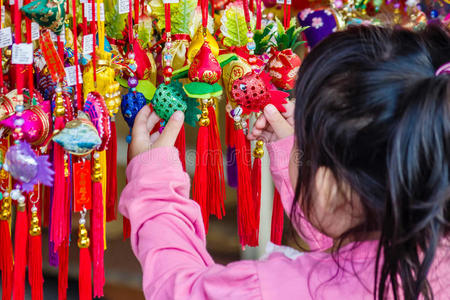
left=162, top=2, right=173, bottom=84
left=242, top=0, right=255, bottom=54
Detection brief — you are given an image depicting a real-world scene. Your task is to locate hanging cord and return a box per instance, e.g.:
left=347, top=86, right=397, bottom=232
left=73, top=0, right=82, bottom=111
left=283, top=0, right=291, bottom=30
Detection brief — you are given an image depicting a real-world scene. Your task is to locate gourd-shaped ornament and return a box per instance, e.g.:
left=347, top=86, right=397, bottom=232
left=121, top=77, right=147, bottom=143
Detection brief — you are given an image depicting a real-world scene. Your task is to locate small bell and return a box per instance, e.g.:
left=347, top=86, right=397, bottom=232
left=252, top=140, right=264, bottom=159
left=29, top=206, right=41, bottom=236
left=91, top=152, right=102, bottom=183
left=78, top=222, right=90, bottom=249
left=0, top=193, right=11, bottom=220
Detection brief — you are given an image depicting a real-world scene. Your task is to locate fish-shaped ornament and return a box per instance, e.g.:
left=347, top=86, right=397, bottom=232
left=52, top=112, right=101, bottom=155
left=230, top=71, right=289, bottom=115
left=3, top=141, right=54, bottom=192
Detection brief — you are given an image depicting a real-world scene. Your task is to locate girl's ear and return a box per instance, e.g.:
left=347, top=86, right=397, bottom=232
left=313, top=167, right=363, bottom=239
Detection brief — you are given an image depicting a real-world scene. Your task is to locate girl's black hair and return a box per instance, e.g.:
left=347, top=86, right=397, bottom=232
left=293, top=24, right=450, bottom=299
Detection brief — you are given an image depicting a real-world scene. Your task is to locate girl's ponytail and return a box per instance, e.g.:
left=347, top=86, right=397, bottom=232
left=378, top=74, right=450, bottom=299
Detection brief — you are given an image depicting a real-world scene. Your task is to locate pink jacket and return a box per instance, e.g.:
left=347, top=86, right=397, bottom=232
left=119, top=136, right=450, bottom=299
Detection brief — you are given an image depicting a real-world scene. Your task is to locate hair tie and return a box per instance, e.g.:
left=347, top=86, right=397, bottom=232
left=436, top=62, right=450, bottom=76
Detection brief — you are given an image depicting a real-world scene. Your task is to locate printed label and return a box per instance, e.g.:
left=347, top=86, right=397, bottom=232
left=0, top=27, right=12, bottom=48
left=31, top=22, right=40, bottom=41
left=118, top=0, right=129, bottom=14
left=73, top=161, right=92, bottom=212
left=85, top=3, right=105, bottom=21
left=65, top=65, right=83, bottom=86
left=11, top=43, right=33, bottom=65
left=83, top=34, right=94, bottom=54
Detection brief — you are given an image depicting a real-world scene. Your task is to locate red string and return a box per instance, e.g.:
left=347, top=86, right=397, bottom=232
left=283, top=0, right=291, bottom=30
left=256, top=0, right=262, bottom=30
left=14, top=0, right=23, bottom=96
left=128, top=0, right=133, bottom=45
left=242, top=0, right=251, bottom=24
left=82, top=4, right=88, bottom=35
left=72, top=0, right=82, bottom=111
left=165, top=4, right=171, bottom=33
left=134, top=0, right=139, bottom=24
left=201, top=0, right=208, bottom=28
left=25, top=0, right=33, bottom=98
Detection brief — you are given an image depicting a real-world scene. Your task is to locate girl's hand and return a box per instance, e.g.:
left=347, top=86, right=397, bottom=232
left=247, top=101, right=295, bottom=143
left=129, top=105, right=185, bottom=160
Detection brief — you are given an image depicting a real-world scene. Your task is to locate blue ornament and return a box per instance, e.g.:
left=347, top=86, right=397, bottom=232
left=121, top=90, right=147, bottom=129
left=431, top=10, right=438, bottom=18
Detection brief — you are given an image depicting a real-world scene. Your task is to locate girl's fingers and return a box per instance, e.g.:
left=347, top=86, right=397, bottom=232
left=153, top=111, right=185, bottom=148
left=131, top=105, right=152, bottom=141
left=263, top=104, right=294, bottom=139
left=146, top=111, right=161, bottom=132
left=282, top=100, right=295, bottom=119
left=149, top=131, right=160, bottom=144
left=253, top=114, right=267, bottom=131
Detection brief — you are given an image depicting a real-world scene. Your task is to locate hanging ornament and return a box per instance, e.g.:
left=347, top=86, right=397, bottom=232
left=121, top=76, right=147, bottom=143
left=52, top=113, right=101, bottom=155
left=268, top=18, right=307, bottom=91
left=21, top=0, right=66, bottom=34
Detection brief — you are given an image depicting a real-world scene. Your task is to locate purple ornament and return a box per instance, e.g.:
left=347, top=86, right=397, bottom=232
left=3, top=141, right=54, bottom=192
left=127, top=77, right=139, bottom=89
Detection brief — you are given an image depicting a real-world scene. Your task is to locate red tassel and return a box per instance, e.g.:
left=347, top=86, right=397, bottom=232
left=50, top=116, right=66, bottom=250
left=28, top=202, right=43, bottom=300
left=207, top=106, right=225, bottom=219
left=123, top=217, right=131, bottom=240
left=13, top=204, right=28, bottom=300
left=251, top=156, right=262, bottom=245
left=234, top=128, right=257, bottom=247
left=57, top=240, right=69, bottom=300
left=0, top=199, right=13, bottom=300
left=175, top=124, right=186, bottom=171
left=79, top=247, right=92, bottom=300
left=106, top=121, right=118, bottom=222
left=270, top=189, right=284, bottom=245
left=193, top=126, right=209, bottom=232
left=92, top=181, right=105, bottom=297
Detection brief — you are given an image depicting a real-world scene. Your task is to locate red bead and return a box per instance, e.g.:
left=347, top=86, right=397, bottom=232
left=163, top=66, right=173, bottom=78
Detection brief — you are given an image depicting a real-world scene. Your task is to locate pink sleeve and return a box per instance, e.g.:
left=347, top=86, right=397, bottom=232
left=118, top=147, right=262, bottom=300
left=266, top=136, right=295, bottom=216
left=266, top=136, right=333, bottom=251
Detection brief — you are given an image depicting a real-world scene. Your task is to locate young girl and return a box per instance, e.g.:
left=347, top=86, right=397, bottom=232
left=119, top=24, right=450, bottom=299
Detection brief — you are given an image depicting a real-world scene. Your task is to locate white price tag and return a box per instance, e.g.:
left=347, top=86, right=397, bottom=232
left=0, top=27, right=12, bottom=48
left=11, top=43, right=33, bottom=65
left=276, top=0, right=291, bottom=3
left=64, top=65, right=83, bottom=86
left=83, top=34, right=94, bottom=54
left=85, top=3, right=93, bottom=21
left=85, top=3, right=104, bottom=21
left=31, top=22, right=40, bottom=41
left=50, top=29, right=65, bottom=43
left=8, top=0, right=14, bottom=5
left=80, top=0, right=87, bottom=3
left=118, top=0, right=129, bottom=14
left=163, top=0, right=179, bottom=3
left=1, top=6, right=5, bottom=25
